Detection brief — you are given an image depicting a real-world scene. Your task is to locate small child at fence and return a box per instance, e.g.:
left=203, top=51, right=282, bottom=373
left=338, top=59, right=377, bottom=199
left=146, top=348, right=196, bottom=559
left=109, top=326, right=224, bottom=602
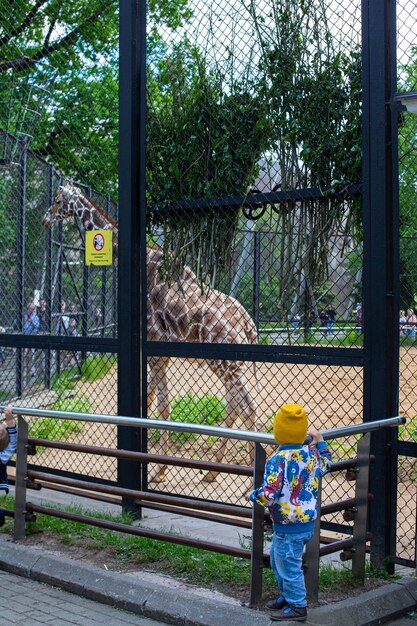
left=247, top=403, right=332, bottom=622
left=0, top=405, right=17, bottom=526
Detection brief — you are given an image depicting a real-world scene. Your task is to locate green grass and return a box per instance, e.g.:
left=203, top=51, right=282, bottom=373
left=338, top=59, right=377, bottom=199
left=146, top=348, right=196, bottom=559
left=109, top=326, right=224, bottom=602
left=0, top=497, right=394, bottom=594
left=318, top=562, right=360, bottom=592
left=258, top=326, right=364, bottom=347
left=2, top=498, right=266, bottom=589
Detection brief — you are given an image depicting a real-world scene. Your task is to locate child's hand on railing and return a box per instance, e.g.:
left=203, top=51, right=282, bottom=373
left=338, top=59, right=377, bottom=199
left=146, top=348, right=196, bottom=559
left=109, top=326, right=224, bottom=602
left=3, top=404, right=15, bottom=428
left=307, top=427, right=324, bottom=445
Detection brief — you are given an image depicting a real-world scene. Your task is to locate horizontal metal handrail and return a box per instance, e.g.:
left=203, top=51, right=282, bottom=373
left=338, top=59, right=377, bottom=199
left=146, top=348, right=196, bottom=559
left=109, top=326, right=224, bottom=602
left=27, top=437, right=254, bottom=476
left=2, top=405, right=406, bottom=444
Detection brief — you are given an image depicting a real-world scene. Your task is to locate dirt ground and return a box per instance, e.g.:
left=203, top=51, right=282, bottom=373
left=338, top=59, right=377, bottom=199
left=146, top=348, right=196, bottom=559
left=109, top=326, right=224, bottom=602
left=26, top=347, right=417, bottom=561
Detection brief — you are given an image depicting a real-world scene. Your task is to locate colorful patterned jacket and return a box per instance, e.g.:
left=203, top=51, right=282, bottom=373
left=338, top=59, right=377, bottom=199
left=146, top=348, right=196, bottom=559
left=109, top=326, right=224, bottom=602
left=249, top=441, right=332, bottom=534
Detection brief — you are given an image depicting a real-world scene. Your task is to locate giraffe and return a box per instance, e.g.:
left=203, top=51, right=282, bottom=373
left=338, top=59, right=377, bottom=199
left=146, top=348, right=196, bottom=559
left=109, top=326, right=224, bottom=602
left=42, top=182, right=258, bottom=482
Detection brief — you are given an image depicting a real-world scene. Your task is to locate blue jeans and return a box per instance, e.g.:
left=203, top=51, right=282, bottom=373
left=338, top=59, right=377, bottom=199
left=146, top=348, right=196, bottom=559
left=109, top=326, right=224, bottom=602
left=270, top=529, right=314, bottom=608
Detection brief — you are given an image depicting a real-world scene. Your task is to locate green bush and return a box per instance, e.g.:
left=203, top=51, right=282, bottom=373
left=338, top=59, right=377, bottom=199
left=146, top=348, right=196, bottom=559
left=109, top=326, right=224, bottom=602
left=36, top=366, right=94, bottom=444
left=81, top=354, right=116, bottom=381
left=51, top=369, right=79, bottom=393
left=168, top=393, right=226, bottom=446
left=30, top=416, right=84, bottom=441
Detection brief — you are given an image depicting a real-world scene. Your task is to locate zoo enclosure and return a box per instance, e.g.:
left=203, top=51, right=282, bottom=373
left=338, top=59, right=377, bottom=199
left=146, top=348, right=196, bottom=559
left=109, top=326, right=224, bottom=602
left=0, top=0, right=415, bottom=575
left=10, top=405, right=405, bottom=604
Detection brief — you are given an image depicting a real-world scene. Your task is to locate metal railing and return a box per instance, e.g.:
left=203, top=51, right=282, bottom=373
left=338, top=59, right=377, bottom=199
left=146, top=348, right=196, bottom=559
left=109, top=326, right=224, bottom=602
left=4, top=405, right=405, bottom=605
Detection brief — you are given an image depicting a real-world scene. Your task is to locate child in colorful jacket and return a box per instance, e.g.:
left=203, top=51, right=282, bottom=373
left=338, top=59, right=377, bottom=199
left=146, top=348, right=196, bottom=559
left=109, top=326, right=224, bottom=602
left=248, top=403, right=332, bottom=622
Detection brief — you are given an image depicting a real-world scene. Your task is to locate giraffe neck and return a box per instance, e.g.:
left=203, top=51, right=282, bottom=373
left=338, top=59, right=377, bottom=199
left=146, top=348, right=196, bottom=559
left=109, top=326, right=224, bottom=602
left=73, top=194, right=119, bottom=256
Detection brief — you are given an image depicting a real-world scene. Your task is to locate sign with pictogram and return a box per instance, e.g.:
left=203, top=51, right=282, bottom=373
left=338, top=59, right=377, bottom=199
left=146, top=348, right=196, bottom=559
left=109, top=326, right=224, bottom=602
left=85, top=230, right=113, bottom=266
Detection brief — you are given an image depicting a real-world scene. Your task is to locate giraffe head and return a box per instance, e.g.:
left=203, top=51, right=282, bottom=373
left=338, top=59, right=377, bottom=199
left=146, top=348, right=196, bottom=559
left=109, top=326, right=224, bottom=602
left=41, top=181, right=119, bottom=258
left=41, top=182, right=82, bottom=228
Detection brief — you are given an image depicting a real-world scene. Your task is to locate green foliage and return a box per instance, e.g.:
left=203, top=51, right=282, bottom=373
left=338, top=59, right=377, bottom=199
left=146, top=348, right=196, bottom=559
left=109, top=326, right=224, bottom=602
left=30, top=367, right=90, bottom=442
left=236, top=274, right=281, bottom=321
left=81, top=354, right=117, bottom=381
left=0, top=0, right=193, bottom=198
left=52, top=397, right=91, bottom=414
left=328, top=435, right=361, bottom=460
left=339, top=330, right=363, bottom=347
left=33, top=357, right=114, bottom=443
left=29, top=416, right=84, bottom=441
left=51, top=369, right=79, bottom=393
left=0, top=390, right=10, bottom=402
left=399, top=46, right=417, bottom=307
left=399, top=414, right=417, bottom=443
left=147, top=40, right=270, bottom=281
left=168, top=393, right=226, bottom=446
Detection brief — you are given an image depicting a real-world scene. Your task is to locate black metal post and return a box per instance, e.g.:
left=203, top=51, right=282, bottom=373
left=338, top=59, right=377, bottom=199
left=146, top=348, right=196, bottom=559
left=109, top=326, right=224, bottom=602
left=14, top=415, right=28, bottom=539
left=362, top=0, right=399, bottom=570
left=117, top=0, right=145, bottom=514
left=56, top=220, right=63, bottom=375
left=253, top=231, right=261, bottom=334
left=352, top=433, right=372, bottom=580
left=100, top=194, right=111, bottom=338
left=81, top=187, right=91, bottom=362
left=16, top=139, right=27, bottom=397
left=304, top=479, right=321, bottom=602
left=249, top=442, right=266, bottom=606
left=44, top=165, right=54, bottom=388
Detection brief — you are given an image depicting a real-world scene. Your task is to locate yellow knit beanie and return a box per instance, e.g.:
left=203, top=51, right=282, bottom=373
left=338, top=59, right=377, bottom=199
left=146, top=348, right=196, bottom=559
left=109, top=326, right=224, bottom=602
left=273, top=403, right=308, bottom=444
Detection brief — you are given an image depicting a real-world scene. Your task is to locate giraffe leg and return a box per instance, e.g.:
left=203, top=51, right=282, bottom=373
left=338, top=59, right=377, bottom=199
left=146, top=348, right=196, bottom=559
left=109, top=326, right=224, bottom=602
left=204, top=363, right=257, bottom=483
left=203, top=404, right=237, bottom=482
left=147, top=356, right=170, bottom=483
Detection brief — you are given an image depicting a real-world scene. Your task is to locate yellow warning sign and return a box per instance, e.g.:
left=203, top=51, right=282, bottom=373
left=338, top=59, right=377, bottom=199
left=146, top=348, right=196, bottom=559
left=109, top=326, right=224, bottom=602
left=85, top=230, right=113, bottom=266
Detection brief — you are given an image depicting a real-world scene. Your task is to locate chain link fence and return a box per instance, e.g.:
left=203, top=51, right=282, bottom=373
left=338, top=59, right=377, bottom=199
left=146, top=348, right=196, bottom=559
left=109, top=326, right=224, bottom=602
left=144, top=0, right=364, bottom=556
left=396, top=0, right=417, bottom=565
left=0, top=0, right=119, bottom=477
left=0, top=0, right=413, bottom=565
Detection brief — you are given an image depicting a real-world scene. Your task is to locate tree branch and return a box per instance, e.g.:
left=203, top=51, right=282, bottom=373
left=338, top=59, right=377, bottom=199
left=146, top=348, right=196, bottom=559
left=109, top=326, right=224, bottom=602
left=0, top=2, right=109, bottom=73
left=0, top=0, right=50, bottom=47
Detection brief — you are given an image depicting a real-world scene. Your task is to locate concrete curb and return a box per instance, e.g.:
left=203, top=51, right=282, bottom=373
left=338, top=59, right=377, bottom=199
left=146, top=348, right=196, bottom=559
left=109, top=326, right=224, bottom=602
left=0, top=536, right=415, bottom=626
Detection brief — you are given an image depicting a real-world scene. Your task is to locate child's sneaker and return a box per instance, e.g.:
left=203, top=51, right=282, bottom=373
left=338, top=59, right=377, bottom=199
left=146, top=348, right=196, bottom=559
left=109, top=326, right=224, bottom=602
left=266, top=596, right=287, bottom=611
left=270, top=605, right=307, bottom=622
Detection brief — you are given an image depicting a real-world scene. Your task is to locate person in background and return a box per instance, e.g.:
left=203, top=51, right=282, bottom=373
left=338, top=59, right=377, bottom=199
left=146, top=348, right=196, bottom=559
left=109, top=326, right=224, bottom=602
left=94, top=306, right=102, bottom=329
left=325, top=304, right=336, bottom=336
left=68, top=318, right=79, bottom=337
left=69, top=304, right=79, bottom=331
left=57, top=300, right=70, bottom=335
left=405, top=308, right=417, bottom=339
left=37, top=298, right=48, bottom=334
left=399, top=310, right=407, bottom=336
left=23, top=302, right=40, bottom=380
left=23, top=302, right=39, bottom=335
left=318, top=310, right=328, bottom=327
left=355, top=303, right=363, bottom=333
left=290, top=313, right=301, bottom=332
